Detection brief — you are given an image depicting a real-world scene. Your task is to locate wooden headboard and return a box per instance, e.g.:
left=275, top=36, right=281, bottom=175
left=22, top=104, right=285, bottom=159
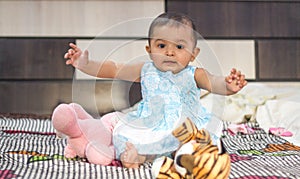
left=0, top=0, right=299, bottom=115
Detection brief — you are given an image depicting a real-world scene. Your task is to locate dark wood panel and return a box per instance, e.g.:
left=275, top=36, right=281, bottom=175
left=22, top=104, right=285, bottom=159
left=167, top=1, right=300, bottom=38
left=257, top=40, right=300, bottom=80
left=195, top=0, right=300, bottom=1
left=0, top=80, right=142, bottom=115
left=129, top=82, right=142, bottom=106
left=0, top=38, right=75, bottom=79
left=176, top=0, right=300, bottom=1
left=0, top=81, right=73, bottom=115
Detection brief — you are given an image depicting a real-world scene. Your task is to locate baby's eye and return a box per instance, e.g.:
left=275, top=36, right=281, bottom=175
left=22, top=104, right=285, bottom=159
left=176, top=45, right=184, bottom=49
left=158, top=44, right=165, bottom=48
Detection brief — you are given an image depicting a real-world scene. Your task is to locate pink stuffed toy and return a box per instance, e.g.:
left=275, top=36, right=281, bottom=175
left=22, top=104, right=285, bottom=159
left=52, top=103, right=123, bottom=165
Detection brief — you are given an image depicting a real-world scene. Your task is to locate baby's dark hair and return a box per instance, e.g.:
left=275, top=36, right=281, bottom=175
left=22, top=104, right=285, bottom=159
left=148, top=12, right=198, bottom=47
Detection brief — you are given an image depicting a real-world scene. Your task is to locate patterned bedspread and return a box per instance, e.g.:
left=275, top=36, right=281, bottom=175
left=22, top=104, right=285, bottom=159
left=1, top=114, right=300, bottom=179
left=222, top=122, right=300, bottom=179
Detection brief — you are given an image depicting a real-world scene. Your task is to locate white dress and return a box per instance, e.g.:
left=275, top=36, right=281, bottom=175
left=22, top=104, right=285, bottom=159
left=113, top=62, right=217, bottom=159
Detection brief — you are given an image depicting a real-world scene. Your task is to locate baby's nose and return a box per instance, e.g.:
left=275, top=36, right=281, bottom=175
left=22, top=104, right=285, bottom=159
left=165, top=46, right=175, bottom=56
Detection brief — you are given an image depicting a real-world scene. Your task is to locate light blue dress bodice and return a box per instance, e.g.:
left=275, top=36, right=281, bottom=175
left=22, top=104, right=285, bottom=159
left=113, top=62, right=213, bottom=159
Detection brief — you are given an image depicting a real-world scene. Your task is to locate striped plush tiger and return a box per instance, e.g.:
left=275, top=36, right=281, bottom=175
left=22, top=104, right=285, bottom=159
left=152, top=118, right=231, bottom=179
left=172, top=118, right=212, bottom=146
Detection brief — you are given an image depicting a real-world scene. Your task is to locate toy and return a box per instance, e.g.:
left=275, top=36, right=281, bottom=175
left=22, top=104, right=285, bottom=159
left=152, top=118, right=231, bottom=179
left=52, top=103, right=121, bottom=165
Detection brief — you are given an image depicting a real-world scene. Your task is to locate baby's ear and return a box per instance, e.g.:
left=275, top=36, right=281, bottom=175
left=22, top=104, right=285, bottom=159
left=191, top=47, right=200, bottom=61
left=145, top=45, right=151, bottom=53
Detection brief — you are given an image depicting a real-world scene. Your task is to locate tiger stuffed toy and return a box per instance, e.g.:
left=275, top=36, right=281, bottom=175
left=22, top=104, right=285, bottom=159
left=152, top=118, right=231, bottom=179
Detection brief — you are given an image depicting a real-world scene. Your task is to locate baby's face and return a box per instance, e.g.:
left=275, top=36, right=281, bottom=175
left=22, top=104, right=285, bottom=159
left=146, top=25, right=199, bottom=74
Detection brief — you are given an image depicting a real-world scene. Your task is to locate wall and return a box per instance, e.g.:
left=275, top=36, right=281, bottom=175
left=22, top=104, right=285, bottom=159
left=166, top=0, right=300, bottom=81
left=0, top=0, right=163, bottom=115
left=1, top=0, right=299, bottom=114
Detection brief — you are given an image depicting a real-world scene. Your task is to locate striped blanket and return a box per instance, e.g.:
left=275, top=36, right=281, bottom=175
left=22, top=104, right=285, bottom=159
left=222, top=122, right=300, bottom=179
left=1, top=114, right=300, bottom=179
left=0, top=115, right=152, bottom=179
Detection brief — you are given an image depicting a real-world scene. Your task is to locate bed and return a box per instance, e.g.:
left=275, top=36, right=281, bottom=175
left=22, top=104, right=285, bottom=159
left=1, top=82, right=300, bottom=179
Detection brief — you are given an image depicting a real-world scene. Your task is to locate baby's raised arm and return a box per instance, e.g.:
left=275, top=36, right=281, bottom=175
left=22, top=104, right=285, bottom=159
left=194, top=68, right=247, bottom=95
left=64, top=43, right=144, bottom=82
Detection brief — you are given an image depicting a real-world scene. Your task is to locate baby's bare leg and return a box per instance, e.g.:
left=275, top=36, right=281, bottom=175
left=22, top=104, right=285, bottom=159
left=121, top=142, right=146, bottom=168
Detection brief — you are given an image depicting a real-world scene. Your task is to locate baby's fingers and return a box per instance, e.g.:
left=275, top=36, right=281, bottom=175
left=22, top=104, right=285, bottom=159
left=64, top=48, right=74, bottom=59
left=239, top=76, right=248, bottom=88
left=230, top=68, right=237, bottom=75
left=65, top=59, right=73, bottom=65
left=64, top=52, right=69, bottom=59
left=236, top=74, right=247, bottom=87
left=239, top=74, right=245, bottom=81
left=225, top=76, right=233, bottom=83
left=69, top=43, right=77, bottom=49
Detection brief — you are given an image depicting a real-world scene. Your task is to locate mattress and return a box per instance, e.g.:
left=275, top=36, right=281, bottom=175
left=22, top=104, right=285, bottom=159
left=1, top=113, right=300, bottom=179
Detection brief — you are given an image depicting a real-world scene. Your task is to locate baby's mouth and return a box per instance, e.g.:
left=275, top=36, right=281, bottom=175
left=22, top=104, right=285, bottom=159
left=163, top=60, right=177, bottom=65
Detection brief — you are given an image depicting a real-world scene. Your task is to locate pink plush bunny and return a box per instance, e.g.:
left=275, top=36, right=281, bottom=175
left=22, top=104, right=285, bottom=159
left=52, top=103, right=122, bottom=165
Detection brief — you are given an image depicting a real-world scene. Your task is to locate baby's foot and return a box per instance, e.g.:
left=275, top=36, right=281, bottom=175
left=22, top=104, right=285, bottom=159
left=121, top=142, right=142, bottom=168
left=64, top=145, right=77, bottom=158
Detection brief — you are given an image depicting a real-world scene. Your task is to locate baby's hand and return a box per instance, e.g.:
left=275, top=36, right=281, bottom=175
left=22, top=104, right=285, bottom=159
left=225, top=68, right=247, bottom=93
left=64, top=43, right=89, bottom=69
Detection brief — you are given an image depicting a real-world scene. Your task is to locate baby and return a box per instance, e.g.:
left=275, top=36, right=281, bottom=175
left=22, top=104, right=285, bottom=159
left=60, top=12, right=247, bottom=168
